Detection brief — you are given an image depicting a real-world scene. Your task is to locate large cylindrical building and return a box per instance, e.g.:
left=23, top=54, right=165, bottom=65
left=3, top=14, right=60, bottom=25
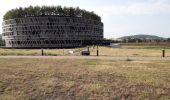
left=2, top=6, right=103, bottom=48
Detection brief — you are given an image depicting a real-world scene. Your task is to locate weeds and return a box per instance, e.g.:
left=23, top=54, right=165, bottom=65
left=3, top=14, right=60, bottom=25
left=85, top=60, right=98, bottom=65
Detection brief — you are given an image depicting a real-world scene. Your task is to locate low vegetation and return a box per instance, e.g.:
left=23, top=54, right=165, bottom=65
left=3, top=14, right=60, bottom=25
left=0, top=58, right=170, bottom=99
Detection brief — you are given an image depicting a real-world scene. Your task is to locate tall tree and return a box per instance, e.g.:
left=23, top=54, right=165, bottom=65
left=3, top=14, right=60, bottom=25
left=57, top=6, right=64, bottom=15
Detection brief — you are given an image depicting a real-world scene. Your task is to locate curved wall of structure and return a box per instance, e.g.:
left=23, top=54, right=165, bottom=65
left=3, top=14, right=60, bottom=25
left=2, top=16, right=103, bottom=48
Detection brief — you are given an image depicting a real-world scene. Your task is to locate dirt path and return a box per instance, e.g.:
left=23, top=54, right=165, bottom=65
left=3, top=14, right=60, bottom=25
left=0, top=56, right=170, bottom=61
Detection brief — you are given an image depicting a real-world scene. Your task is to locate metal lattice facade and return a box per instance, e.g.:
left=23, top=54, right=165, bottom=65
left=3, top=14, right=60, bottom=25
left=2, top=16, right=103, bottom=48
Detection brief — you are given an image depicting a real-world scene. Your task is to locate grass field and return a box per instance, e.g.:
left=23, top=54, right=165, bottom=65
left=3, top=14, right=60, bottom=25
left=90, top=46, right=170, bottom=57
left=0, top=58, right=170, bottom=99
left=0, top=47, right=83, bottom=56
left=0, top=45, right=170, bottom=57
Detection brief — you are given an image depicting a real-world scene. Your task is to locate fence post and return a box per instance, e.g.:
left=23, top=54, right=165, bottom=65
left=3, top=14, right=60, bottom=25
left=63, top=48, right=64, bottom=55
left=41, top=48, right=44, bottom=56
left=162, top=48, right=165, bottom=57
left=97, top=45, right=99, bottom=56
left=87, top=46, right=89, bottom=52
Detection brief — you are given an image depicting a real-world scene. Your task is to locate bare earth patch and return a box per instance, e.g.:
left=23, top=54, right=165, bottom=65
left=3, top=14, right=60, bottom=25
left=0, top=58, right=170, bottom=100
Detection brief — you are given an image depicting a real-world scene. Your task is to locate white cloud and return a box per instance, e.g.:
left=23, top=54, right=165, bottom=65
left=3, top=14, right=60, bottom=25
left=91, top=0, right=170, bottom=15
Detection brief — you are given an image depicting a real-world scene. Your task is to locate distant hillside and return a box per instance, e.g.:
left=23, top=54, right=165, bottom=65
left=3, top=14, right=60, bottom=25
left=118, top=34, right=165, bottom=40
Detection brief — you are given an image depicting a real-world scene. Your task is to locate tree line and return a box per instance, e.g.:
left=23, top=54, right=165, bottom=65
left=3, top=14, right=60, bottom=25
left=3, top=5, right=101, bottom=21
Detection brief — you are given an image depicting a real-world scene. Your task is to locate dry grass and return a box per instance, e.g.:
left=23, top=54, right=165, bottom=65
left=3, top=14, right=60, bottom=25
left=0, top=58, right=170, bottom=99
left=90, top=46, right=170, bottom=57
left=0, top=45, right=170, bottom=57
left=0, top=49, right=41, bottom=56
left=0, top=47, right=84, bottom=56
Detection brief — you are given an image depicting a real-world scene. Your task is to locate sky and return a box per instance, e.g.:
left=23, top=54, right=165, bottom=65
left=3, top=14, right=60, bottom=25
left=0, top=0, right=170, bottom=38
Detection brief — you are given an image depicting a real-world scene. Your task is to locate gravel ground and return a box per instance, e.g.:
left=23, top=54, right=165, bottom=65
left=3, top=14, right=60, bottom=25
left=0, top=56, right=170, bottom=61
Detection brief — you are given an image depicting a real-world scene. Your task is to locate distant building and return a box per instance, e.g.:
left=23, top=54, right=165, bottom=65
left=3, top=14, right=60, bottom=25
left=2, top=6, right=103, bottom=48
